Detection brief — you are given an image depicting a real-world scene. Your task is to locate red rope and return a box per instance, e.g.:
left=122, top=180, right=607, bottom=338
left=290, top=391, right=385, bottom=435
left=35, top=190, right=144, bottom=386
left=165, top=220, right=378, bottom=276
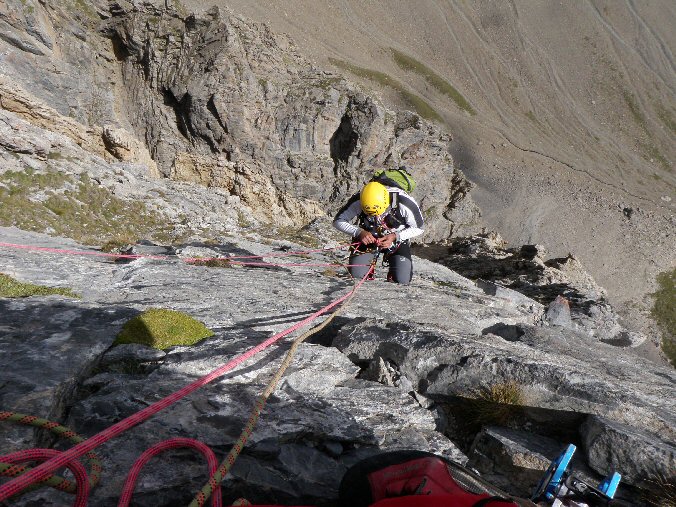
left=0, top=449, right=89, bottom=507
left=0, top=241, right=369, bottom=269
left=117, top=438, right=221, bottom=507
left=0, top=277, right=366, bottom=501
left=0, top=241, right=357, bottom=264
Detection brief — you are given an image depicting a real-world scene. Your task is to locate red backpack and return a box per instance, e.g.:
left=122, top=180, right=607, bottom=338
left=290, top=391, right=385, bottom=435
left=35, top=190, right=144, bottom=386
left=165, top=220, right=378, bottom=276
left=339, top=450, right=521, bottom=507
left=230, top=451, right=522, bottom=507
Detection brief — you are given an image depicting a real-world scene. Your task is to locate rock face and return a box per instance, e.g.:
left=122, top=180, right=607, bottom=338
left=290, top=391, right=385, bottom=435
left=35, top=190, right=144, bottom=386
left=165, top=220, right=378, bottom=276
left=0, top=0, right=482, bottom=239
left=1, top=227, right=674, bottom=506
left=103, top=2, right=481, bottom=236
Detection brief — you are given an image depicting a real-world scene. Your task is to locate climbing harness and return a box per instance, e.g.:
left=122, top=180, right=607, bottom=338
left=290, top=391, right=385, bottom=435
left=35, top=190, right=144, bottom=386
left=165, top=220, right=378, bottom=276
left=367, top=249, right=382, bottom=281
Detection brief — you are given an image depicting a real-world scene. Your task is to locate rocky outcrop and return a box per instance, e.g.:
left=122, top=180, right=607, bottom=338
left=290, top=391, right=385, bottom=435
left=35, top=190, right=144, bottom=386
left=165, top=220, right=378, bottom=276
left=1, top=226, right=673, bottom=505
left=0, top=76, right=106, bottom=157
left=581, top=415, right=676, bottom=488
left=101, top=2, right=481, bottom=235
left=0, top=0, right=482, bottom=239
left=333, top=320, right=674, bottom=504
left=418, top=232, right=646, bottom=347
left=334, top=321, right=673, bottom=437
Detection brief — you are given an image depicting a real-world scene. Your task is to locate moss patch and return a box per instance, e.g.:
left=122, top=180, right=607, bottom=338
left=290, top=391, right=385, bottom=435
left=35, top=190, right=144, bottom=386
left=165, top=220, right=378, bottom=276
left=652, top=268, right=676, bottom=366
left=0, top=273, right=79, bottom=298
left=115, top=308, right=214, bottom=350
left=391, top=48, right=476, bottom=116
left=0, top=168, right=172, bottom=245
left=639, top=142, right=671, bottom=171
left=329, top=58, right=442, bottom=122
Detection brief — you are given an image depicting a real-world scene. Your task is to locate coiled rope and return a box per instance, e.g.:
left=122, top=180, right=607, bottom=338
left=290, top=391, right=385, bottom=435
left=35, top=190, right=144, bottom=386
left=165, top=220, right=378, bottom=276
left=1, top=448, right=90, bottom=507
left=118, top=438, right=222, bottom=507
left=0, top=412, right=102, bottom=496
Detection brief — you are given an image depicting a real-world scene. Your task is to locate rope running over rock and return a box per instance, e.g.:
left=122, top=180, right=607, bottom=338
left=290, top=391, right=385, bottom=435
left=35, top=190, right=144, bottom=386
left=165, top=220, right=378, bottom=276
left=189, top=273, right=367, bottom=507
left=0, top=266, right=371, bottom=504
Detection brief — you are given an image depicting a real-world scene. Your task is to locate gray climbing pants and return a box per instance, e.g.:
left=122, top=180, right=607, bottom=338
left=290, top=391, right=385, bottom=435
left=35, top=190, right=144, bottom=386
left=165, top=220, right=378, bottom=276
left=348, top=241, right=413, bottom=284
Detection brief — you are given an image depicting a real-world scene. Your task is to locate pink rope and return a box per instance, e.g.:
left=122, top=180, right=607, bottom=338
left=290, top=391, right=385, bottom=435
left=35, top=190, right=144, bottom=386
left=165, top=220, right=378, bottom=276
left=0, top=242, right=169, bottom=261
left=0, top=275, right=368, bottom=501
left=0, top=242, right=356, bottom=263
left=0, top=448, right=90, bottom=507
left=202, top=260, right=365, bottom=268
left=118, top=438, right=221, bottom=507
left=0, top=241, right=369, bottom=268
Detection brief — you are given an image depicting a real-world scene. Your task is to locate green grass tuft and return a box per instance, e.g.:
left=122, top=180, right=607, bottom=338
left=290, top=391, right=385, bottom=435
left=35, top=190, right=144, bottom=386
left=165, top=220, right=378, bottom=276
left=657, top=105, right=676, bottom=136
left=652, top=268, right=676, bottom=367
left=329, top=57, right=442, bottom=122
left=390, top=48, right=476, bottom=116
left=0, top=273, right=79, bottom=298
left=640, top=142, right=671, bottom=171
left=526, top=111, right=539, bottom=124
left=399, top=90, right=444, bottom=122
left=100, top=239, right=136, bottom=253
left=275, top=226, right=322, bottom=249
left=188, top=258, right=232, bottom=268
left=0, top=168, right=173, bottom=245
left=641, top=472, right=676, bottom=507
left=623, top=90, right=647, bottom=130
left=466, top=381, right=525, bottom=427
left=115, top=308, right=214, bottom=350
left=70, top=0, right=98, bottom=21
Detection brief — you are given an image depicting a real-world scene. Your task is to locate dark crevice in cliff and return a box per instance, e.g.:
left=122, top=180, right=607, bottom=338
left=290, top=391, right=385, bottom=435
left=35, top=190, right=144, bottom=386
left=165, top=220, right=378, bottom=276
left=329, top=112, right=358, bottom=168
left=110, top=33, right=131, bottom=62
left=162, top=88, right=193, bottom=142
left=207, top=94, right=228, bottom=134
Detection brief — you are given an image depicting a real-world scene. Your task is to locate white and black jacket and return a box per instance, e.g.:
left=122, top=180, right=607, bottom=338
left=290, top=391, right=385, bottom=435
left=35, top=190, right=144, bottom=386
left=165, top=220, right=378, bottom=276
left=333, top=187, right=424, bottom=243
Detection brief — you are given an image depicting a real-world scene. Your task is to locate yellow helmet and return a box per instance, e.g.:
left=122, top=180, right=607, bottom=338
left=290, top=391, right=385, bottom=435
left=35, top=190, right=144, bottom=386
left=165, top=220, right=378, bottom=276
left=360, top=181, right=390, bottom=216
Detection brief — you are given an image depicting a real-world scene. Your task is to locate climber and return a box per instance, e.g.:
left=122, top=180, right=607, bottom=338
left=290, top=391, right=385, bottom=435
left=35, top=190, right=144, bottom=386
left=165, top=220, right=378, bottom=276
left=333, top=180, right=424, bottom=284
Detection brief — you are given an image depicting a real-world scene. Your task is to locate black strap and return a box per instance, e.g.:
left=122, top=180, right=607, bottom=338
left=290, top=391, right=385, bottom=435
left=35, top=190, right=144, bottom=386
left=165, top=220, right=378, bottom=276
left=471, top=496, right=515, bottom=507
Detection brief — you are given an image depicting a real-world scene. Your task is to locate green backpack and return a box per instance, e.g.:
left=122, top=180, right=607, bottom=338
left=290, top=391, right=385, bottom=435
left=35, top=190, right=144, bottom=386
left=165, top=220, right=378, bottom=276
left=372, top=167, right=416, bottom=193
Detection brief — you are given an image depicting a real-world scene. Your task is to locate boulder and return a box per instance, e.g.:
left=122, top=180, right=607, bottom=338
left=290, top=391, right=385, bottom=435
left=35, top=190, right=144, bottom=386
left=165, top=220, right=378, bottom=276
left=468, top=426, right=566, bottom=496
left=430, top=234, right=646, bottom=347
left=581, top=415, right=676, bottom=487
left=545, top=295, right=572, bottom=328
